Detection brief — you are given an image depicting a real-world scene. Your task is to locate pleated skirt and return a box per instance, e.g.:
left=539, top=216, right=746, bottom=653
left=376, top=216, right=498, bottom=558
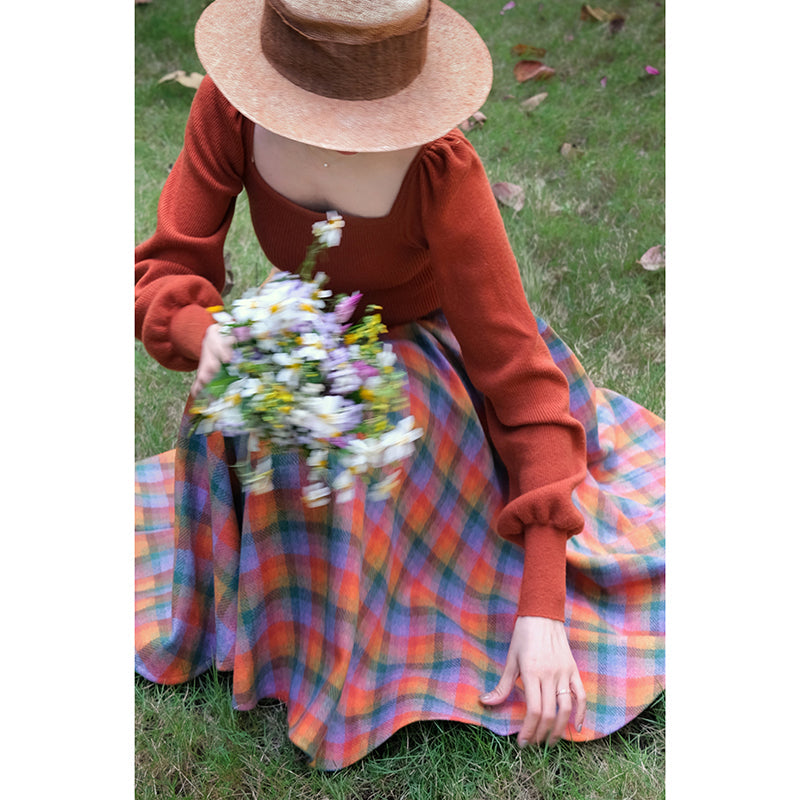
left=135, top=314, right=665, bottom=770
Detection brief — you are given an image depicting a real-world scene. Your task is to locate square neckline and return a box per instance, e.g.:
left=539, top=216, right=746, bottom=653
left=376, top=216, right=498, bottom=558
left=244, top=118, right=427, bottom=223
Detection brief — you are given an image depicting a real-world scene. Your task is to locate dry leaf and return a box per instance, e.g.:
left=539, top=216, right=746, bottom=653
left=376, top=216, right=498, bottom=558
left=580, top=5, right=625, bottom=30
left=158, top=70, right=205, bottom=89
left=492, top=182, right=525, bottom=212
left=559, top=142, right=584, bottom=159
left=637, top=245, right=665, bottom=271
left=514, top=60, right=556, bottom=83
left=580, top=4, right=611, bottom=22
left=511, top=43, right=547, bottom=59
left=520, top=92, right=548, bottom=111
left=459, top=111, right=487, bottom=132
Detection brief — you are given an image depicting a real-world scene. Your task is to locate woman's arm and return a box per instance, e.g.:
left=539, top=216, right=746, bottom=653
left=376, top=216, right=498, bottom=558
left=419, top=131, right=587, bottom=621
left=419, top=132, right=588, bottom=743
left=135, top=76, right=246, bottom=371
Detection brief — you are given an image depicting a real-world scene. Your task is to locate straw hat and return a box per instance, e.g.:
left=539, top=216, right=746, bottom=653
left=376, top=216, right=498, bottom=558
left=195, top=0, right=493, bottom=152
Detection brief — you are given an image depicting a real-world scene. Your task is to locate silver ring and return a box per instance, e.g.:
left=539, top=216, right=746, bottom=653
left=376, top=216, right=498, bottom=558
left=556, top=689, right=572, bottom=696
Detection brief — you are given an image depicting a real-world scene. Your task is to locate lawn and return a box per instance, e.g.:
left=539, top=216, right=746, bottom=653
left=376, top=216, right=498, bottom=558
left=135, top=1, right=665, bottom=797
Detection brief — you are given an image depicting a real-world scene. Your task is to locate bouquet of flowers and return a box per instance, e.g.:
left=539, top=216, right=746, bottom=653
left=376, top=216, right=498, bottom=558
left=191, top=212, right=422, bottom=507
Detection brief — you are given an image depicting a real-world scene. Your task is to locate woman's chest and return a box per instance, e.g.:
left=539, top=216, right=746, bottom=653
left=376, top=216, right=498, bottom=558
left=250, top=125, right=421, bottom=219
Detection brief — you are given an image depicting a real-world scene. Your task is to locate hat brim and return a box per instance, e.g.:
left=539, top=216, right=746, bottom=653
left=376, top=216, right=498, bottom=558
left=195, top=0, right=493, bottom=152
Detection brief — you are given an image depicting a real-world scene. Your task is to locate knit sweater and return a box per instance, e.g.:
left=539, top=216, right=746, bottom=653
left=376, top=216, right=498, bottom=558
left=135, top=76, right=587, bottom=621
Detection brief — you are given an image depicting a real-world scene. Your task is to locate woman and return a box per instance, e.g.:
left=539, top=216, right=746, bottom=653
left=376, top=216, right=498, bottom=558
left=135, top=0, right=665, bottom=770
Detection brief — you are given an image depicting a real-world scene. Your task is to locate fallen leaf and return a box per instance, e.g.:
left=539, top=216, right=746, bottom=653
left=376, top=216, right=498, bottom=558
left=158, top=69, right=205, bottom=89
left=511, top=43, right=547, bottom=59
left=492, top=181, right=525, bottom=212
left=637, top=245, right=665, bottom=270
left=459, top=111, right=487, bottom=132
left=580, top=4, right=611, bottom=22
left=559, top=142, right=584, bottom=159
left=580, top=5, right=626, bottom=30
left=520, top=92, right=548, bottom=111
left=645, top=65, right=661, bottom=75
left=514, top=60, right=556, bottom=83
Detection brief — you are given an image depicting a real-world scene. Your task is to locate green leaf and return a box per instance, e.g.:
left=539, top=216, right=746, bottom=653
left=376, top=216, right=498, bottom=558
left=203, top=365, right=238, bottom=398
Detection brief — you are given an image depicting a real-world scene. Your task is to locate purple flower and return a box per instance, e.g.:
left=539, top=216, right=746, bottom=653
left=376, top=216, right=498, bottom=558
left=329, top=363, right=363, bottom=396
left=333, top=292, right=363, bottom=324
left=352, top=361, right=380, bottom=380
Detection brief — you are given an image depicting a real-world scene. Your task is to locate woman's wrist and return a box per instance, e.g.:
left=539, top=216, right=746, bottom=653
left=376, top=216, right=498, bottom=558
left=171, top=304, right=218, bottom=362
left=517, top=525, right=568, bottom=620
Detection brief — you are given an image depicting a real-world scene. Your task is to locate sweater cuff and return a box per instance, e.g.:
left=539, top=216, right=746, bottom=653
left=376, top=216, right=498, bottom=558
left=170, top=304, right=216, bottom=364
left=517, top=524, right=568, bottom=621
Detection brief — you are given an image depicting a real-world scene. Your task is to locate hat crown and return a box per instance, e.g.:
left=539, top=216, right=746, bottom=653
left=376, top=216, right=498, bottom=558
left=262, top=0, right=431, bottom=100
left=270, top=0, right=429, bottom=31
left=272, top=0, right=430, bottom=43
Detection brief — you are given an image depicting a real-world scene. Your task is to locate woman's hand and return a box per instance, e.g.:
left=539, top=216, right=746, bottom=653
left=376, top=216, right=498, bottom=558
left=190, top=323, right=233, bottom=397
left=480, top=616, right=586, bottom=747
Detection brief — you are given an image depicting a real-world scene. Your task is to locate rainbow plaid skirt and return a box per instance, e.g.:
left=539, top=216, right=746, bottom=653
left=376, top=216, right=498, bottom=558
left=135, top=315, right=665, bottom=770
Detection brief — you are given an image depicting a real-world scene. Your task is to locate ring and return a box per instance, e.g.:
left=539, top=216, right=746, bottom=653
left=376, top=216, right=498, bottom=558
left=556, top=689, right=572, bottom=696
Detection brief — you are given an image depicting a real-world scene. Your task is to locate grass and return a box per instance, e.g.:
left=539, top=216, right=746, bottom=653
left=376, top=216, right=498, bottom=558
left=135, top=0, right=665, bottom=797
left=136, top=670, right=664, bottom=800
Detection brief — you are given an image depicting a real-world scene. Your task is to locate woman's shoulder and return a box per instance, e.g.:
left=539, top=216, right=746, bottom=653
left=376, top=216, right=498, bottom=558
left=183, top=75, right=248, bottom=172
left=412, top=128, right=491, bottom=214
left=193, top=75, right=243, bottom=122
left=418, top=128, right=481, bottom=176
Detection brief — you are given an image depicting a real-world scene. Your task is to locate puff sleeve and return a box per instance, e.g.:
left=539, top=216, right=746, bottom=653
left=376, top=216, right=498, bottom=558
left=135, top=76, right=246, bottom=371
left=419, top=132, right=587, bottom=620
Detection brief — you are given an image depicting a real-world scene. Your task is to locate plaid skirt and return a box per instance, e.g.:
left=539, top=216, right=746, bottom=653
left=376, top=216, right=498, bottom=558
left=135, top=314, right=665, bottom=770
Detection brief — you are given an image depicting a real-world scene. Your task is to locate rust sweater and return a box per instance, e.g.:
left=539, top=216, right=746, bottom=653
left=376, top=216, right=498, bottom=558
left=135, top=77, right=587, bottom=621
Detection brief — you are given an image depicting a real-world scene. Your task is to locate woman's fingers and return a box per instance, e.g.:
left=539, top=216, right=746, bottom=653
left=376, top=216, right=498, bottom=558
left=192, top=325, right=233, bottom=396
left=479, top=661, right=518, bottom=707
left=548, top=686, right=573, bottom=745
left=191, top=352, right=223, bottom=395
left=206, top=328, right=233, bottom=365
left=518, top=671, right=544, bottom=747
left=571, top=671, right=587, bottom=734
left=191, top=361, right=218, bottom=396
left=480, top=618, right=586, bottom=748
